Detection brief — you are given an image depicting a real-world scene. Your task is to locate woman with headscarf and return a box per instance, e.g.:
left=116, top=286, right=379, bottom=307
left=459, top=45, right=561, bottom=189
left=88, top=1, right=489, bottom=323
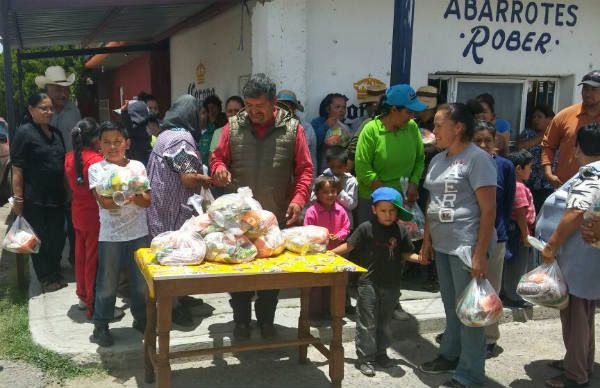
left=146, top=95, right=211, bottom=326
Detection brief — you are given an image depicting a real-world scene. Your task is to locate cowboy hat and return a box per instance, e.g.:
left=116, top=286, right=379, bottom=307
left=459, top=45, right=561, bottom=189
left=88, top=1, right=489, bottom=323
left=35, top=66, right=76, bottom=89
left=358, top=84, right=386, bottom=104
left=416, top=86, right=438, bottom=110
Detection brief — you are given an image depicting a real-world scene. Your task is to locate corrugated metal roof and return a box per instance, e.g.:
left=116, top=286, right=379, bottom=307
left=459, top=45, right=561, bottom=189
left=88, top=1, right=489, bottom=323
left=1, top=1, right=230, bottom=49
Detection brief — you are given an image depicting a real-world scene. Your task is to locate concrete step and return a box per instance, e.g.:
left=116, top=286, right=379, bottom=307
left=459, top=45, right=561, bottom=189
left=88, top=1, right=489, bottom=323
left=28, top=273, right=560, bottom=371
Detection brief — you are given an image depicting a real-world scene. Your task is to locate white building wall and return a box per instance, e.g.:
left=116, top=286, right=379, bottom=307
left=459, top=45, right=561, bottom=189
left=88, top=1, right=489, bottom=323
left=251, top=0, right=394, bottom=121
left=169, top=5, right=252, bottom=102
left=411, top=0, right=600, bottom=107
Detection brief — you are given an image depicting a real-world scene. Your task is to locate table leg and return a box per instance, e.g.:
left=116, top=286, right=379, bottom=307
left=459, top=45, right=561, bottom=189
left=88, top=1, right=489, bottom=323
left=157, top=295, right=172, bottom=388
left=298, top=287, right=311, bottom=364
left=329, top=284, right=345, bottom=388
left=144, top=291, right=156, bottom=383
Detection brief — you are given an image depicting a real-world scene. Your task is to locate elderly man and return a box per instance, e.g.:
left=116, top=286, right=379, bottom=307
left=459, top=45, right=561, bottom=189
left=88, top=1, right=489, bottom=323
left=35, top=65, right=82, bottom=267
left=211, top=74, right=313, bottom=339
left=35, top=66, right=82, bottom=151
left=542, top=70, right=600, bottom=188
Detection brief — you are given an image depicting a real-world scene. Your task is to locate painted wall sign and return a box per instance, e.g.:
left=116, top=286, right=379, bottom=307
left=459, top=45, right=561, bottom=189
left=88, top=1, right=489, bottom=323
left=443, top=0, right=579, bottom=64
left=196, top=63, right=206, bottom=85
left=187, top=83, right=215, bottom=103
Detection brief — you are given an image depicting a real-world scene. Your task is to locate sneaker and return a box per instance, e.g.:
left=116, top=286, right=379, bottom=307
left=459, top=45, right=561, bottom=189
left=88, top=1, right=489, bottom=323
left=439, top=379, right=466, bottom=388
left=132, top=320, right=146, bottom=334
left=77, top=299, right=86, bottom=310
left=179, top=295, right=204, bottom=308
left=375, top=354, right=395, bottom=368
left=111, top=307, right=125, bottom=321
left=345, top=305, right=356, bottom=316
left=435, top=332, right=444, bottom=344
left=356, top=361, right=376, bottom=377
left=172, top=305, right=194, bottom=327
left=486, top=343, right=496, bottom=359
left=90, top=325, right=114, bottom=347
left=233, top=322, right=251, bottom=340
left=393, top=305, right=411, bottom=321
left=259, top=323, right=277, bottom=339
left=503, top=298, right=533, bottom=309
left=420, top=356, right=458, bottom=374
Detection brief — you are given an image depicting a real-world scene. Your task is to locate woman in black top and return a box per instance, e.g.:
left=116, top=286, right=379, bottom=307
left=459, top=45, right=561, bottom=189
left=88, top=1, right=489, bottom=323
left=11, top=93, right=67, bottom=292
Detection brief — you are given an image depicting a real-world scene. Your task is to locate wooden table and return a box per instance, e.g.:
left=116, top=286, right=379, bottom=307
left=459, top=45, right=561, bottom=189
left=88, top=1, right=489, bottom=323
left=143, top=271, right=349, bottom=388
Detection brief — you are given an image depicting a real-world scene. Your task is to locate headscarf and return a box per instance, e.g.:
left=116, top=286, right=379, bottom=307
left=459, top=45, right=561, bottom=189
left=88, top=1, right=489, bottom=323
left=161, top=94, right=199, bottom=132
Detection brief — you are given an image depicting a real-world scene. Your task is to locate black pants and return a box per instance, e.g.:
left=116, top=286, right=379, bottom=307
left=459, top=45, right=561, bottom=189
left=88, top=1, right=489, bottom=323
left=229, top=289, right=279, bottom=326
left=532, top=188, right=554, bottom=214
left=23, top=203, right=66, bottom=284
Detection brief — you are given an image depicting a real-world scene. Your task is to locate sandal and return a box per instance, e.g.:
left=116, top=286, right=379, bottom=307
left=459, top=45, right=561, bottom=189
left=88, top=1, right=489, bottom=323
left=545, top=373, right=589, bottom=388
left=42, top=281, right=66, bottom=293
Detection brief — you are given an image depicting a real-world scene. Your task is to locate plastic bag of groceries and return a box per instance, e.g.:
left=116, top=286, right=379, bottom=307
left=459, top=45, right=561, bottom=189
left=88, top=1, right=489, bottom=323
left=253, top=226, right=286, bottom=258
left=398, top=203, right=425, bottom=241
left=180, top=213, right=224, bottom=237
left=456, top=278, right=503, bottom=327
left=584, top=189, right=600, bottom=249
left=2, top=216, right=41, bottom=254
left=151, top=230, right=207, bottom=266
left=282, top=225, right=329, bottom=255
left=324, top=120, right=351, bottom=147
left=207, top=187, right=262, bottom=235
left=517, top=262, right=569, bottom=309
left=96, top=164, right=149, bottom=206
left=242, top=209, right=278, bottom=239
left=204, top=232, right=258, bottom=264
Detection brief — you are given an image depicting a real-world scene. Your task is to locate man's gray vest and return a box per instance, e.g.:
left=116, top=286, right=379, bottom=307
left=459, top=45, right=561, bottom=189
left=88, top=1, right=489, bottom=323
left=226, top=108, right=299, bottom=225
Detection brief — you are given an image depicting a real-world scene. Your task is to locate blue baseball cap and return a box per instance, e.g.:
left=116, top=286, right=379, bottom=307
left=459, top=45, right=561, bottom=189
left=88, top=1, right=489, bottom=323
left=386, top=84, right=428, bottom=112
left=371, top=187, right=413, bottom=221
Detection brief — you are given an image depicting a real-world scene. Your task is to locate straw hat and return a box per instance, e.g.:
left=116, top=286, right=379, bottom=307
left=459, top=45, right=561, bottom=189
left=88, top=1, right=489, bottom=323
left=35, top=66, right=76, bottom=89
left=416, top=86, right=438, bottom=110
left=358, top=84, right=387, bottom=104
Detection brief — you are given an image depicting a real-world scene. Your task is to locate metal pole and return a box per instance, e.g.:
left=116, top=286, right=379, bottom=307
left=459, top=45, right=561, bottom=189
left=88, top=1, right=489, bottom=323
left=390, top=0, right=415, bottom=85
left=16, top=49, right=25, bottom=124
left=1, top=0, right=16, bottom=138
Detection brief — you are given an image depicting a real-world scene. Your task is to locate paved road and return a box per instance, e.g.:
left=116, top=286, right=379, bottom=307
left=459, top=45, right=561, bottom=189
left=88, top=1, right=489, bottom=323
left=32, top=318, right=600, bottom=388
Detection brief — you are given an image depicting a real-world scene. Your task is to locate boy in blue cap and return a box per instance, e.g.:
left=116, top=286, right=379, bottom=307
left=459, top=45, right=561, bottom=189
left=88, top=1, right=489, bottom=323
left=331, top=187, right=419, bottom=377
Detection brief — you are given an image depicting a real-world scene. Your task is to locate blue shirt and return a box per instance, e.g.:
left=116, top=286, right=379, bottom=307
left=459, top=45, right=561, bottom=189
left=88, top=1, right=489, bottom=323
left=495, top=155, right=516, bottom=243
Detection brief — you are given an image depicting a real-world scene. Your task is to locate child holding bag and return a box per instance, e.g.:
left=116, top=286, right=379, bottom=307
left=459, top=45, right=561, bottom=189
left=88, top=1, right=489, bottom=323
left=88, top=121, right=151, bottom=347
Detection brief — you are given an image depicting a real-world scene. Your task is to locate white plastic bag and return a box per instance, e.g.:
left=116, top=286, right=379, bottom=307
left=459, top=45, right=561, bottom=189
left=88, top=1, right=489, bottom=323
left=241, top=209, right=278, bottom=239
left=454, top=245, right=472, bottom=268
left=207, top=187, right=262, bottom=234
left=204, top=232, right=258, bottom=264
left=253, top=226, right=285, bottom=258
left=456, top=278, right=503, bottom=327
left=96, top=164, right=149, bottom=206
left=517, top=261, right=569, bottom=310
left=282, top=225, right=329, bottom=255
left=2, top=216, right=41, bottom=254
left=151, top=230, right=207, bottom=266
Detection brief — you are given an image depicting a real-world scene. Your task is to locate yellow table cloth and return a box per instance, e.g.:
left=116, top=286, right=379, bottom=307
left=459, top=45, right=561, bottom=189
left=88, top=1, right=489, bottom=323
left=135, top=248, right=366, bottom=298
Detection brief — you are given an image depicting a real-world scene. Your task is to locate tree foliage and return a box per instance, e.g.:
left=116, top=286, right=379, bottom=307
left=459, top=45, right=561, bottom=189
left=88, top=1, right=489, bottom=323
left=0, top=46, right=86, bottom=121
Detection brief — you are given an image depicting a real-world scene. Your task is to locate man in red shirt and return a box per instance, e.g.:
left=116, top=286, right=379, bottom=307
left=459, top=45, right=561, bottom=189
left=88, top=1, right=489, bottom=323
left=211, top=73, right=313, bottom=340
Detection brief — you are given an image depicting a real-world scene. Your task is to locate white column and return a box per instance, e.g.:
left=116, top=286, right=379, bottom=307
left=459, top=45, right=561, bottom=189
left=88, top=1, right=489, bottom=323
left=250, top=0, right=308, bottom=102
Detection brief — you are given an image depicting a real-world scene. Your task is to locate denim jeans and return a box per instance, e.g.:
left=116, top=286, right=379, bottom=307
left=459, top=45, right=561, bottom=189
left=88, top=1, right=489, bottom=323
left=355, top=282, right=400, bottom=362
left=93, top=236, right=149, bottom=325
left=436, top=251, right=486, bottom=387
left=485, top=242, right=505, bottom=345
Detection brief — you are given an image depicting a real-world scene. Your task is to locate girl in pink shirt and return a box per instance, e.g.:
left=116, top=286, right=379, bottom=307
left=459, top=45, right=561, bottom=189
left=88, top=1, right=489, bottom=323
left=304, top=176, right=350, bottom=320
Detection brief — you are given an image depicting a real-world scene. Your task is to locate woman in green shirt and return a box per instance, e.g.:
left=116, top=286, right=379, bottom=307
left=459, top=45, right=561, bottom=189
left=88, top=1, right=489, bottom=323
left=354, top=84, right=427, bottom=223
